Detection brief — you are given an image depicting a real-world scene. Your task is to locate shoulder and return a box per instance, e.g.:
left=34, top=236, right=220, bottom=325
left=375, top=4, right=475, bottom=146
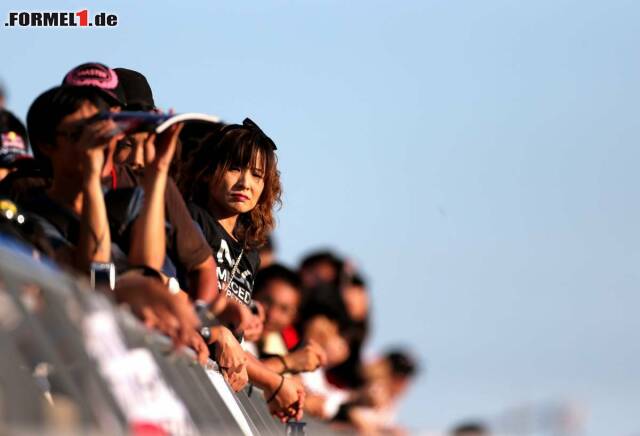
left=187, top=201, right=207, bottom=224
left=187, top=202, right=219, bottom=238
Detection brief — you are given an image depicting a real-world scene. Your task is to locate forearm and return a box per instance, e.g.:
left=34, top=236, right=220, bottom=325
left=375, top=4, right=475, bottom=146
left=129, top=167, right=168, bottom=270
left=246, top=352, right=282, bottom=392
left=187, top=256, right=218, bottom=303
left=77, top=174, right=111, bottom=271
left=261, top=355, right=287, bottom=374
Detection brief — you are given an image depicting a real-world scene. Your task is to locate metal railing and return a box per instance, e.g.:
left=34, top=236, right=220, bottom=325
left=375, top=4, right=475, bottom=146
left=0, top=238, right=336, bottom=436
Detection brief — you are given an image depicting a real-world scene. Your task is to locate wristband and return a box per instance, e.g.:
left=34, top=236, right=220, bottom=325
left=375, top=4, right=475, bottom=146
left=266, top=375, right=285, bottom=404
left=276, top=354, right=289, bottom=374
left=200, top=326, right=211, bottom=343
left=90, top=262, right=115, bottom=291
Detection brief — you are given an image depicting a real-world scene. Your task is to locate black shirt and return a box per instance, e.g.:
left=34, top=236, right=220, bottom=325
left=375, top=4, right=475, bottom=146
left=187, top=202, right=259, bottom=306
left=21, top=190, right=131, bottom=272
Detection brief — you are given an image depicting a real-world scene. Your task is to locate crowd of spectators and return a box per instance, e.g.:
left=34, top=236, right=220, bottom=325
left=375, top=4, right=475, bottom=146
left=0, top=62, right=419, bottom=434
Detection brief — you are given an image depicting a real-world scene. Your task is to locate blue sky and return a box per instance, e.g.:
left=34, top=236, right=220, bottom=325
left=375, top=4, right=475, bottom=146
left=2, top=1, right=640, bottom=434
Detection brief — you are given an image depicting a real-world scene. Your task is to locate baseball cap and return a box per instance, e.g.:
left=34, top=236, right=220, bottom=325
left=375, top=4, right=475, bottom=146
left=114, top=67, right=156, bottom=111
left=62, top=62, right=125, bottom=107
left=0, top=109, right=32, bottom=168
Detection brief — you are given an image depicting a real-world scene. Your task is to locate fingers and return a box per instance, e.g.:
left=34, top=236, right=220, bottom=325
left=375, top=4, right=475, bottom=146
left=166, top=296, right=200, bottom=344
left=187, top=332, right=210, bottom=366
left=214, top=331, right=248, bottom=375
left=156, top=122, right=183, bottom=150
left=310, top=342, right=328, bottom=367
left=154, top=306, right=180, bottom=342
left=140, top=306, right=158, bottom=329
left=223, top=366, right=248, bottom=392
left=79, top=119, right=119, bottom=149
left=296, top=386, right=306, bottom=420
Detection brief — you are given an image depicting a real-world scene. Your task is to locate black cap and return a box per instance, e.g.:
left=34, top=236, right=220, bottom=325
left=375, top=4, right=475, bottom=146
left=62, top=62, right=125, bottom=107
left=114, top=67, right=155, bottom=111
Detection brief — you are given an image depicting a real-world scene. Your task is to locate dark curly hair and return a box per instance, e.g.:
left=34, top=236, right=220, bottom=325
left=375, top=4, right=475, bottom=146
left=177, top=120, right=282, bottom=249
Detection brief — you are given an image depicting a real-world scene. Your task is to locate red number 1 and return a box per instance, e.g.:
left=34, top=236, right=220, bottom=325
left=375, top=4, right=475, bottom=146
left=76, top=9, right=88, bottom=26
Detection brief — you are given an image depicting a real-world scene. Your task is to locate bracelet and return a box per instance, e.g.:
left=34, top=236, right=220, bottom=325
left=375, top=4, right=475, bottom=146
left=276, top=354, right=289, bottom=374
left=266, top=375, right=285, bottom=404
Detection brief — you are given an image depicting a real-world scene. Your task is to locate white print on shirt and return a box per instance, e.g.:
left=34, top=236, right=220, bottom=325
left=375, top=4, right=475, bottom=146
left=215, top=239, right=253, bottom=306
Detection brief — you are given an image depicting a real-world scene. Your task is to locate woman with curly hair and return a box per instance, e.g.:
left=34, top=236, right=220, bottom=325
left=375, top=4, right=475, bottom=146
left=178, top=119, right=305, bottom=422
left=178, top=118, right=282, bottom=307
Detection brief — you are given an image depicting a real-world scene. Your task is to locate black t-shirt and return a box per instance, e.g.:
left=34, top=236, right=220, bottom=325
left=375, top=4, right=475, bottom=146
left=20, top=190, right=130, bottom=272
left=187, top=202, right=259, bottom=306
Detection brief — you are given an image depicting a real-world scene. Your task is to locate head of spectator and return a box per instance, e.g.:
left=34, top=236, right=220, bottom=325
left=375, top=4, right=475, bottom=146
left=27, top=86, right=113, bottom=183
left=0, top=109, right=32, bottom=182
left=385, top=349, right=417, bottom=399
left=114, top=67, right=155, bottom=112
left=299, top=250, right=342, bottom=289
left=325, top=271, right=370, bottom=389
left=178, top=117, right=282, bottom=251
left=297, top=284, right=351, bottom=368
left=364, top=348, right=417, bottom=407
left=258, top=234, right=275, bottom=269
left=451, top=422, right=489, bottom=436
left=61, top=62, right=126, bottom=110
left=113, top=67, right=156, bottom=166
left=56, top=62, right=125, bottom=179
left=61, top=62, right=125, bottom=109
left=253, top=263, right=301, bottom=334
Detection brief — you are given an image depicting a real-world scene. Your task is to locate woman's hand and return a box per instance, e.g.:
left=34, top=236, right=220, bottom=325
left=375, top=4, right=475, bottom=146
left=146, top=122, right=183, bottom=172
left=216, top=299, right=262, bottom=339
left=76, top=119, right=118, bottom=178
left=183, top=330, right=210, bottom=366
left=265, top=376, right=305, bottom=422
left=283, top=340, right=327, bottom=373
left=114, top=273, right=199, bottom=347
left=210, top=326, right=249, bottom=392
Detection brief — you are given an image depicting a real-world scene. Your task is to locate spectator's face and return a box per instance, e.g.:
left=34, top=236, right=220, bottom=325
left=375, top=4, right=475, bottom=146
left=389, top=375, right=411, bottom=399
left=115, top=132, right=148, bottom=166
left=210, top=152, right=265, bottom=215
left=300, top=261, right=338, bottom=288
left=255, top=279, right=300, bottom=333
left=48, top=101, right=99, bottom=178
left=342, top=284, right=368, bottom=321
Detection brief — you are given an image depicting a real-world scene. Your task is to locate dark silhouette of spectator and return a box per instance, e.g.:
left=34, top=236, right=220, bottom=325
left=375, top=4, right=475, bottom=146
left=299, top=250, right=343, bottom=289
left=0, top=109, right=32, bottom=182
left=258, top=234, right=276, bottom=269
left=452, top=422, right=489, bottom=436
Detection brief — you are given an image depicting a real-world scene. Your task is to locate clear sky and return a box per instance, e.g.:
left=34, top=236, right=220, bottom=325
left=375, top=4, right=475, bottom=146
left=3, top=1, right=639, bottom=434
